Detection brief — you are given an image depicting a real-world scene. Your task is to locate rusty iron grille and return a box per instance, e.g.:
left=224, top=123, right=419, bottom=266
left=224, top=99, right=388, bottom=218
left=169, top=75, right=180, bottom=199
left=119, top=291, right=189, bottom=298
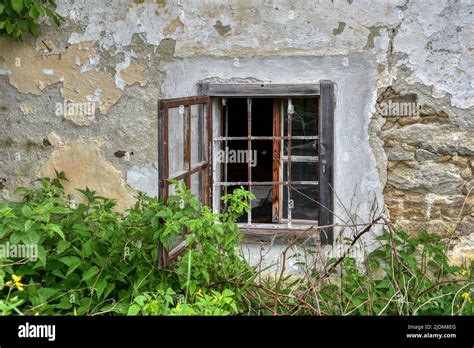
left=214, top=97, right=320, bottom=226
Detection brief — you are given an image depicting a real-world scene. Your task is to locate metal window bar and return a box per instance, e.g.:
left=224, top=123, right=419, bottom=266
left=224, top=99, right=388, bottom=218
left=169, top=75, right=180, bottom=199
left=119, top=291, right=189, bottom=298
left=287, top=98, right=293, bottom=226
left=247, top=98, right=252, bottom=224
left=223, top=98, right=228, bottom=200
left=214, top=136, right=318, bottom=141
left=216, top=181, right=318, bottom=186
left=211, top=96, right=321, bottom=228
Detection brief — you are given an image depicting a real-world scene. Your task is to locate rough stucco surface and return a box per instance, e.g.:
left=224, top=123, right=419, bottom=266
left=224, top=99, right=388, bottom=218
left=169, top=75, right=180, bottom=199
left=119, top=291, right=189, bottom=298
left=41, top=136, right=136, bottom=211
left=0, top=0, right=473, bottom=269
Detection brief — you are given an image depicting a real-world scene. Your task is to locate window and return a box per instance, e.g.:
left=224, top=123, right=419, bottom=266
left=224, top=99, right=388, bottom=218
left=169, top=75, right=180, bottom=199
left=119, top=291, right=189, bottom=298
left=215, top=97, right=319, bottom=225
left=158, top=82, right=334, bottom=264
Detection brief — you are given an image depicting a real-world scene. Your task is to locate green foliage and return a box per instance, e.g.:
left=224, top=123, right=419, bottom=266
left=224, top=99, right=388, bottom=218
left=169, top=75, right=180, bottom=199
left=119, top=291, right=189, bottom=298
left=269, top=228, right=473, bottom=316
left=0, top=0, right=64, bottom=40
left=0, top=174, right=254, bottom=315
left=0, top=173, right=472, bottom=316
left=128, top=287, right=239, bottom=316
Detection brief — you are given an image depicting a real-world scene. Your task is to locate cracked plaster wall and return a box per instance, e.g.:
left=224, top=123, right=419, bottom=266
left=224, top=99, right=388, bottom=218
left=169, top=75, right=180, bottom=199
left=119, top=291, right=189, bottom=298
left=0, top=0, right=473, bottom=269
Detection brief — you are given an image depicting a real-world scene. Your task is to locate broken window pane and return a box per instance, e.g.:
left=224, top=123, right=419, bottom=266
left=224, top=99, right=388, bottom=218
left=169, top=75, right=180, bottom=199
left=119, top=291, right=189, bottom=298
left=251, top=185, right=273, bottom=223
left=283, top=139, right=318, bottom=157
left=283, top=98, right=318, bottom=137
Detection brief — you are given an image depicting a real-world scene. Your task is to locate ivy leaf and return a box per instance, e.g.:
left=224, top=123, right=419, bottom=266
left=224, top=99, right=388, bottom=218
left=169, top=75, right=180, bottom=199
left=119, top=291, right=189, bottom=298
left=11, top=0, right=24, bottom=14
left=33, top=288, right=58, bottom=306
left=202, top=270, right=210, bottom=284
left=221, top=289, right=234, bottom=298
left=55, top=296, right=73, bottom=310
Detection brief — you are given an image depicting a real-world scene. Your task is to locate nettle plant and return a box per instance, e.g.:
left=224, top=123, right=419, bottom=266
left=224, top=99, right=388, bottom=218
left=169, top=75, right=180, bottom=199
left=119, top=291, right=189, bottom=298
left=0, top=0, right=64, bottom=40
left=0, top=173, right=254, bottom=315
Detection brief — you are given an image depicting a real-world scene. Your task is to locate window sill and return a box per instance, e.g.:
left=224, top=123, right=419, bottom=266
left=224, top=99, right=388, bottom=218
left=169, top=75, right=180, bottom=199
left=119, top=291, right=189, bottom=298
left=237, top=223, right=321, bottom=244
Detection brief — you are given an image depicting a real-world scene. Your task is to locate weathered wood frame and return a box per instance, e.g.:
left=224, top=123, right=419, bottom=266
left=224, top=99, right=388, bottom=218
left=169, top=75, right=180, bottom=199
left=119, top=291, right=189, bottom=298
left=158, top=82, right=334, bottom=255
left=158, top=96, right=212, bottom=267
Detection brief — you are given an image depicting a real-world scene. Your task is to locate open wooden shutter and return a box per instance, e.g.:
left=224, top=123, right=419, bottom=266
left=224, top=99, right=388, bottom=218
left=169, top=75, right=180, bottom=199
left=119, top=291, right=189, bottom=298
left=158, top=96, right=211, bottom=267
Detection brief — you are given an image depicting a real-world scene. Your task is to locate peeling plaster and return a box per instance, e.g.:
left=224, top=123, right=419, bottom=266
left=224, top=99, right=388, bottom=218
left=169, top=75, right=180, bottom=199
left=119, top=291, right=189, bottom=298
left=393, top=1, right=474, bottom=108
left=40, top=137, right=136, bottom=211
left=163, top=16, right=184, bottom=36
left=115, top=53, right=148, bottom=91
left=0, top=38, right=123, bottom=117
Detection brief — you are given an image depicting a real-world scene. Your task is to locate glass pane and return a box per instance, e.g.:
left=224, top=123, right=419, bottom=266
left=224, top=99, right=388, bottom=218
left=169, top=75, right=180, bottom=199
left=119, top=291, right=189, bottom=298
left=283, top=139, right=318, bottom=156
left=251, top=185, right=273, bottom=223
left=283, top=162, right=318, bottom=182
left=191, top=104, right=207, bottom=166
left=168, top=106, right=187, bottom=177
left=283, top=98, right=318, bottom=137
left=191, top=170, right=203, bottom=202
left=282, top=185, right=319, bottom=221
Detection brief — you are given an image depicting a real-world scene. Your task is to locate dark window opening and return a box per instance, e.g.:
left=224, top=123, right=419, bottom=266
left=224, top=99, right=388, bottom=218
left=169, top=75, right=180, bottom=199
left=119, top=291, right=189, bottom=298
left=216, top=97, right=320, bottom=225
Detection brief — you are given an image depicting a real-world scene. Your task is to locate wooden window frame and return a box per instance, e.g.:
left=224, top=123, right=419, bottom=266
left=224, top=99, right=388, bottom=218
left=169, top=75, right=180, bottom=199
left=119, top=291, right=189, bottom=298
left=158, top=96, right=212, bottom=267
left=158, top=96, right=212, bottom=204
left=157, top=81, right=334, bottom=266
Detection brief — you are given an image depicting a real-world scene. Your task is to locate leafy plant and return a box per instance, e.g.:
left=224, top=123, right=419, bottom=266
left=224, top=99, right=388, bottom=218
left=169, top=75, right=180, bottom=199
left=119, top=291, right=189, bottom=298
left=0, top=0, right=64, bottom=40
left=0, top=173, right=472, bottom=316
left=128, top=287, right=239, bottom=316
left=0, top=173, right=255, bottom=316
left=247, top=227, right=473, bottom=316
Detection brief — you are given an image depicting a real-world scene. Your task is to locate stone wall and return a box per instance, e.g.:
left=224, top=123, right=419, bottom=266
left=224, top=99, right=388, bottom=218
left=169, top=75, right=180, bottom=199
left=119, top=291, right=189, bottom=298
left=0, top=0, right=473, bottom=267
left=379, top=88, right=473, bottom=235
